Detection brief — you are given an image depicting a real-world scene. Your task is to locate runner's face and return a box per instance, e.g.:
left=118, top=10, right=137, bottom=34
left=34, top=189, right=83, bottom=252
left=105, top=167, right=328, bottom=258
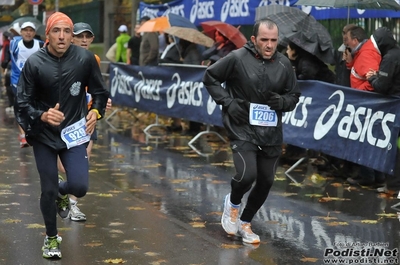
left=251, top=23, right=278, bottom=59
left=46, top=22, right=72, bottom=57
left=72, top=31, right=94, bottom=50
left=20, top=27, right=35, bottom=42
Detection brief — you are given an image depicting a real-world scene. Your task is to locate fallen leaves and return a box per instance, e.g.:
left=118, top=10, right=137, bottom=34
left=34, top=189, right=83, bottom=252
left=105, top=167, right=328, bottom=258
left=96, top=193, right=113, bottom=197
left=221, top=244, right=242, bottom=249
left=26, top=223, right=45, bottom=229
left=300, top=256, right=318, bottom=262
left=144, top=252, right=160, bottom=257
left=189, top=222, right=206, bottom=228
left=85, top=242, right=103, bottom=247
left=127, top=206, right=146, bottom=211
left=376, top=213, right=399, bottom=218
left=3, top=218, right=21, bottom=223
left=360, top=220, right=379, bottom=224
left=326, top=222, right=349, bottom=226
left=278, top=192, right=298, bottom=197
left=318, top=193, right=350, bottom=202
left=103, top=258, right=126, bottom=263
left=318, top=197, right=350, bottom=202
left=169, top=179, right=190, bottom=184
left=305, top=194, right=323, bottom=198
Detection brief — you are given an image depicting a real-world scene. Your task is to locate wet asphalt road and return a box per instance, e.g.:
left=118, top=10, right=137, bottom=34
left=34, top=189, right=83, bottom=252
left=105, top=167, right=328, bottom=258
left=0, top=100, right=399, bottom=265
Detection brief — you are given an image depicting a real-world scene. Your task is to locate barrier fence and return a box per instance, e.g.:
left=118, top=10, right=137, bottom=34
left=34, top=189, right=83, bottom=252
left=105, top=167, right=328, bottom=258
left=108, top=63, right=400, bottom=175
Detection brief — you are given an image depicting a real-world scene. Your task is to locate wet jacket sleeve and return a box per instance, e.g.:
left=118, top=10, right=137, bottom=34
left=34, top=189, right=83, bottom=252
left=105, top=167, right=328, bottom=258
left=15, top=60, right=45, bottom=134
left=353, top=47, right=381, bottom=91
left=87, top=54, right=109, bottom=119
left=202, top=53, right=237, bottom=107
left=368, top=52, right=397, bottom=95
left=279, top=57, right=301, bottom=112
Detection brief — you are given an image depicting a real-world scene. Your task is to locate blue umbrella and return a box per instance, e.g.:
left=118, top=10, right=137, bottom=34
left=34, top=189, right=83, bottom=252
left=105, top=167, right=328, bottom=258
left=166, top=13, right=197, bottom=29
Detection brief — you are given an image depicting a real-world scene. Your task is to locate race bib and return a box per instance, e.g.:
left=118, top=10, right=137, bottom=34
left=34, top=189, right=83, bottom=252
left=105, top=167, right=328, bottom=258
left=249, top=103, right=278, bottom=127
left=61, top=117, right=90, bottom=149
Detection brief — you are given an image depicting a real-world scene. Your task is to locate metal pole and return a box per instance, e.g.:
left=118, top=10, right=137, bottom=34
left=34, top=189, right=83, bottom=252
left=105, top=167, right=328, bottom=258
left=55, top=0, right=59, bottom=12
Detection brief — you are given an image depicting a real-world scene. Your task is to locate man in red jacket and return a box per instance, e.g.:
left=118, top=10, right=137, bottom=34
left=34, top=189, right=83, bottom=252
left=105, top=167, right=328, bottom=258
left=343, top=25, right=385, bottom=187
left=343, top=25, right=381, bottom=91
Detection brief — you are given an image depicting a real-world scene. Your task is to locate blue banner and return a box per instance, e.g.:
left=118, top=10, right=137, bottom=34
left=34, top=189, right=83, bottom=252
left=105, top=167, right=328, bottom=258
left=109, top=63, right=400, bottom=175
left=139, top=0, right=400, bottom=26
left=109, top=63, right=223, bottom=126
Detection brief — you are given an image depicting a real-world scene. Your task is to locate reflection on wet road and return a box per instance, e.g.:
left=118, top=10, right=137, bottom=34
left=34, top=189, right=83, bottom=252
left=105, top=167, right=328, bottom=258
left=0, top=105, right=399, bottom=264
left=102, top=110, right=400, bottom=264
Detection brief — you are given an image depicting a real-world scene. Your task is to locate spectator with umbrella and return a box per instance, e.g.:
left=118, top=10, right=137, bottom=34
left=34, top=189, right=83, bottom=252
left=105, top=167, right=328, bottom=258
left=159, top=33, right=181, bottom=64
left=255, top=5, right=335, bottom=65
left=202, top=29, right=237, bottom=66
left=286, top=40, right=335, bottom=83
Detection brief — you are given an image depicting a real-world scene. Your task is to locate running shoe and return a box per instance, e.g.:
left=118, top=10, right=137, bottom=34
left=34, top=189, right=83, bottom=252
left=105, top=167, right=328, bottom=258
left=69, top=203, right=86, bottom=221
left=18, top=134, right=29, bottom=148
left=221, top=193, right=239, bottom=235
left=237, top=222, right=260, bottom=244
left=56, top=175, right=70, bottom=219
left=42, top=235, right=62, bottom=259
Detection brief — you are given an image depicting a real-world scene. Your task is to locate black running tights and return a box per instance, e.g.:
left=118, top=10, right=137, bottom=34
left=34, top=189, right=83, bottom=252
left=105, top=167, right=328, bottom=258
left=230, top=150, right=279, bottom=222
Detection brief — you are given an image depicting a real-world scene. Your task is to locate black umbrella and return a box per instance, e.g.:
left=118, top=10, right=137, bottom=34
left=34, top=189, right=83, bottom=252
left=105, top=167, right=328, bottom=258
left=256, top=5, right=335, bottom=64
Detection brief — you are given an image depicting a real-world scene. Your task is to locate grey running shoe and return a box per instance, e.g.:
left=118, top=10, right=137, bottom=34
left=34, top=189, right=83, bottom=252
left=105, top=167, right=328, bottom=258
left=237, top=222, right=260, bottom=244
left=221, top=193, right=239, bottom=235
left=42, top=235, right=62, bottom=259
left=69, top=203, right=86, bottom=221
left=56, top=175, right=70, bottom=219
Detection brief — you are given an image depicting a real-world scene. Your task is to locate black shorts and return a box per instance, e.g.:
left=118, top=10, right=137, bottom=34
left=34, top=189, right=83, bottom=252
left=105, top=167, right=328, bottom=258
left=90, top=127, right=98, bottom=141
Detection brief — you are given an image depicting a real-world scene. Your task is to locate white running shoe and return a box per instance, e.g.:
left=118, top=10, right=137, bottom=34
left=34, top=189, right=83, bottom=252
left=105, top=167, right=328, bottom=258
left=237, top=222, right=260, bottom=244
left=69, top=203, right=86, bottom=221
left=221, top=193, right=239, bottom=235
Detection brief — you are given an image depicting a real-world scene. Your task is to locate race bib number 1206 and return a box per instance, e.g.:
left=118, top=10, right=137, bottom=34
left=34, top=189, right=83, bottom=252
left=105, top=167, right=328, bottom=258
left=249, top=103, right=278, bottom=127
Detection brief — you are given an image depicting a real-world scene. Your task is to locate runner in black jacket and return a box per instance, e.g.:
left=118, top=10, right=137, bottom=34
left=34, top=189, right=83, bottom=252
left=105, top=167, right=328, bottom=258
left=15, top=12, right=109, bottom=259
left=203, top=19, right=300, bottom=244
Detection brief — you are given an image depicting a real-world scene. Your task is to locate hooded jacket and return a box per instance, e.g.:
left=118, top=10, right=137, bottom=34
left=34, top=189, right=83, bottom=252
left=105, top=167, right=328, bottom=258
left=16, top=44, right=109, bottom=150
left=291, top=53, right=336, bottom=84
left=202, top=41, right=300, bottom=147
left=368, top=27, right=400, bottom=96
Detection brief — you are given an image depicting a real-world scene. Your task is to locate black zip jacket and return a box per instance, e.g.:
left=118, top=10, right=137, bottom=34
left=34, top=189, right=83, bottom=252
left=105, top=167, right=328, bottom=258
left=368, top=27, right=400, bottom=96
left=202, top=41, right=300, bottom=146
left=16, top=44, right=109, bottom=150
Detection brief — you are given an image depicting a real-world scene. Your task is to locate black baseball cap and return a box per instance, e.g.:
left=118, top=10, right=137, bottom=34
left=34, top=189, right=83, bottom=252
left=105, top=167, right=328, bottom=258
left=73, top=22, right=94, bottom=35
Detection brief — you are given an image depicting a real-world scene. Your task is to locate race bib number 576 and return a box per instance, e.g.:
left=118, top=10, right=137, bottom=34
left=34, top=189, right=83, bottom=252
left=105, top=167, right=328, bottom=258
left=61, top=117, right=90, bottom=149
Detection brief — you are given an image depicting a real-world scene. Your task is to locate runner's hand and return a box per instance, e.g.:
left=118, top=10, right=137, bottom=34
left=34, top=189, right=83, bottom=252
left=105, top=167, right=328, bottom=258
left=266, top=91, right=283, bottom=110
left=106, top=98, right=112, bottom=111
left=41, top=103, right=64, bottom=126
left=85, top=110, right=97, bottom=134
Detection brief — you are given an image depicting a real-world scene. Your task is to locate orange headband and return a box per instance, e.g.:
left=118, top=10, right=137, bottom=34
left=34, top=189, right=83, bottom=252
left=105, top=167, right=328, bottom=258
left=45, top=12, right=73, bottom=35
